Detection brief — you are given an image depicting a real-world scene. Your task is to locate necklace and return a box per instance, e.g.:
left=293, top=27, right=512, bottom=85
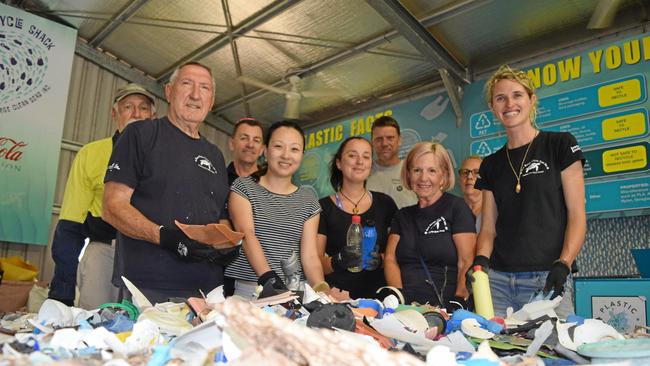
left=339, top=189, right=367, bottom=214
left=505, top=131, right=538, bottom=194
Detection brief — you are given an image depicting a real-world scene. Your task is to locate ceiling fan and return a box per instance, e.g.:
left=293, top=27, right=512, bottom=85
left=237, top=74, right=342, bottom=120
left=587, top=0, right=623, bottom=29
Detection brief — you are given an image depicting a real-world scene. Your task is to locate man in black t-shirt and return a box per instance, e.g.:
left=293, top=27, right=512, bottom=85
left=103, top=62, right=235, bottom=303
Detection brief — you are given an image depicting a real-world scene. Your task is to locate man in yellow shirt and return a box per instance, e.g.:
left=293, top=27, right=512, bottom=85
left=49, top=83, right=155, bottom=307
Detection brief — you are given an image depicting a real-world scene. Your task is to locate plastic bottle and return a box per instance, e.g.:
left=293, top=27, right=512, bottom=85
left=471, top=265, right=495, bottom=320
left=362, top=220, right=378, bottom=270
left=346, top=215, right=363, bottom=272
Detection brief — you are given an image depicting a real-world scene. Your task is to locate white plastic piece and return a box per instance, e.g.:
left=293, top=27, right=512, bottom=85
left=124, top=319, right=161, bottom=355
left=37, top=299, right=73, bottom=327
left=472, top=340, right=500, bottom=361
left=205, top=285, right=226, bottom=306
left=573, top=319, right=625, bottom=348
left=426, top=345, right=459, bottom=366
left=511, top=296, right=562, bottom=321
left=460, top=318, right=495, bottom=339
left=50, top=328, right=83, bottom=349
left=525, top=319, right=553, bottom=356
left=383, top=294, right=399, bottom=310
left=80, top=326, right=115, bottom=349
left=121, top=276, right=153, bottom=309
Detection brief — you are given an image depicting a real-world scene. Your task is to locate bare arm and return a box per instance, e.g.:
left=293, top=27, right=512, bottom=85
left=384, top=233, right=402, bottom=287
left=453, top=232, right=476, bottom=299
left=558, top=160, right=587, bottom=267
left=228, top=192, right=270, bottom=276
left=316, top=233, right=334, bottom=275
left=301, top=214, right=325, bottom=286
left=103, top=181, right=160, bottom=244
left=475, top=190, right=497, bottom=258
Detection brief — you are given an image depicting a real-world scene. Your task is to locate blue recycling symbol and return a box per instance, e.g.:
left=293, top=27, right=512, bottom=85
left=476, top=141, right=492, bottom=156
left=475, top=113, right=491, bottom=130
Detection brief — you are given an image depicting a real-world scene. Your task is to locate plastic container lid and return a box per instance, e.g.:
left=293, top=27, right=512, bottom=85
left=352, top=215, right=361, bottom=223
left=473, top=265, right=483, bottom=272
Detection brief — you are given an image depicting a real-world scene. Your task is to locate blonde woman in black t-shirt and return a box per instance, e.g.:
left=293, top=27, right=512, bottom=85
left=474, top=65, right=586, bottom=318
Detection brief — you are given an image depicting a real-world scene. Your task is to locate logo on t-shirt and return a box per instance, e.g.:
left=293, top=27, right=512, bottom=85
left=108, top=162, right=120, bottom=172
left=195, top=155, right=217, bottom=174
left=571, top=145, right=581, bottom=153
left=522, top=159, right=549, bottom=177
left=424, top=216, right=448, bottom=234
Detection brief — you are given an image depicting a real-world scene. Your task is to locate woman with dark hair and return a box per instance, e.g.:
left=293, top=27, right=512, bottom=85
left=225, top=121, right=328, bottom=299
left=317, top=137, right=397, bottom=299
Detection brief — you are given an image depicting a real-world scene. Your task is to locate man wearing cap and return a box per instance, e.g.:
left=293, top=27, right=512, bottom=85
left=103, top=62, right=236, bottom=303
left=49, top=83, right=156, bottom=308
left=227, top=117, right=264, bottom=185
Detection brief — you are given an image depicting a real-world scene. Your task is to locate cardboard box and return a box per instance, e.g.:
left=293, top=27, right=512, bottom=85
left=575, top=278, right=649, bottom=333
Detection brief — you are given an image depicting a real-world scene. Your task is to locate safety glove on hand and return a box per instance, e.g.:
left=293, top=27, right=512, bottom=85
left=466, top=255, right=490, bottom=291
left=544, top=260, right=570, bottom=299
left=331, top=246, right=362, bottom=272
left=159, top=226, right=216, bottom=262
left=257, top=270, right=288, bottom=298
left=364, top=250, right=382, bottom=271
left=447, top=296, right=469, bottom=313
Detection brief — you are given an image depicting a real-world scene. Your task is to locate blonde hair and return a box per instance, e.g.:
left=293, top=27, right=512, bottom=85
left=401, top=142, right=455, bottom=192
left=484, top=65, right=538, bottom=125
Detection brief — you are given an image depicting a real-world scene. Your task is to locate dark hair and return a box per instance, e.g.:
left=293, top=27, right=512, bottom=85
left=329, top=137, right=371, bottom=192
left=232, top=117, right=264, bottom=138
left=251, top=120, right=306, bottom=182
left=371, top=115, right=400, bottom=136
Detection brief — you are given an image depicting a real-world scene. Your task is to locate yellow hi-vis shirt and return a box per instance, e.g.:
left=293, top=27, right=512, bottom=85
left=58, top=136, right=113, bottom=223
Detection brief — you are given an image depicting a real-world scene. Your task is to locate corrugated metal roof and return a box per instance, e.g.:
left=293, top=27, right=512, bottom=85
left=16, top=0, right=650, bottom=126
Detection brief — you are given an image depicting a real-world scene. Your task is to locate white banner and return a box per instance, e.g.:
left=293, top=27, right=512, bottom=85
left=0, top=4, right=77, bottom=244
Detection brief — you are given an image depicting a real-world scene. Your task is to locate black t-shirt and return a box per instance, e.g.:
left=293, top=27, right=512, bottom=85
left=390, top=193, right=475, bottom=304
left=105, top=117, right=229, bottom=293
left=318, top=192, right=397, bottom=299
left=475, top=131, right=584, bottom=272
left=227, top=161, right=238, bottom=186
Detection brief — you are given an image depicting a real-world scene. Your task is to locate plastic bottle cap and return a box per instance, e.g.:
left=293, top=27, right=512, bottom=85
left=352, top=215, right=361, bottom=223
left=473, top=265, right=482, bottom=272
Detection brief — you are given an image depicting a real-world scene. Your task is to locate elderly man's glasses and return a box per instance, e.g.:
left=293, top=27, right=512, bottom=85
left=458, top=168, right=479, bottom=177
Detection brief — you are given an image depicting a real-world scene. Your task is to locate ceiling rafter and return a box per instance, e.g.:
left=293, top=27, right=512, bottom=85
left=212, top=0, right=489, bottom=115
left=155, top=0, right=302, bottom=82
left=88, top=0, right=150, bottom=47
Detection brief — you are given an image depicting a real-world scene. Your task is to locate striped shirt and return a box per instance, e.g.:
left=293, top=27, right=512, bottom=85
left=225, top=176, right=321, bottom=282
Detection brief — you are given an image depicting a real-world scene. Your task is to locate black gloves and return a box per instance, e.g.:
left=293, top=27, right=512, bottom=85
left=544, top=260, right=570, bottom=298
left=257, top=270, right=287, bottom=290
left=466, top=255, right=490, bottom=289
left=447, top=296, right=468, bottom=312
left=159, top=226, right=219, bottom=261
left=257, top=270, right=288, bottom=298
left=331, top=246, right=362, bottom=272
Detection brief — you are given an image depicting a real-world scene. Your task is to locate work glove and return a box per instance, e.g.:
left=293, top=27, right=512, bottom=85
left=466, top=255, right=490, bottom=290
left=364, top=250, right=382, bottom=271
left=159, top=226, right=218, bottom=262
left=257, top=270, right=288, bottom=298
left=331, top=246, right=362, bottom=272
left=544, top=260, right=570, bottom=299
left=447, top=296, right=469, bottom=313
left=257, top=270, right=288, bottom=291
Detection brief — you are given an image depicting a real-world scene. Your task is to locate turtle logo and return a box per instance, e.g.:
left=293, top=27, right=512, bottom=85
left=177, top=242, right=188, bottom=257
left=0, top=29, right=49, bottom=109
left=195, top=155, right=217, bottom=174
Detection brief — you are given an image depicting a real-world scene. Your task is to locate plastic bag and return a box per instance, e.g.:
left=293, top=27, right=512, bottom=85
left=0, top=256, right=39, bottom=281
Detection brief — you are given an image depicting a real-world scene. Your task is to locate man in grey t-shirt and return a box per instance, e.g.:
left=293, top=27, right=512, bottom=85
left=366, top=116, right=416, bottom=209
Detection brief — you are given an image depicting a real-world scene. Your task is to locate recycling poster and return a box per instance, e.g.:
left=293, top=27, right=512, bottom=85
left=0, top=4, right=77, bottom=244
left=298, top=31, right=650, bottom=217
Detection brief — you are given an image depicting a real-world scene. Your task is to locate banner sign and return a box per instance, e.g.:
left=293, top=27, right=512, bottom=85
left=463, top=32, right=650, bottom=216
left=0, top=4, right=77, bottom=244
